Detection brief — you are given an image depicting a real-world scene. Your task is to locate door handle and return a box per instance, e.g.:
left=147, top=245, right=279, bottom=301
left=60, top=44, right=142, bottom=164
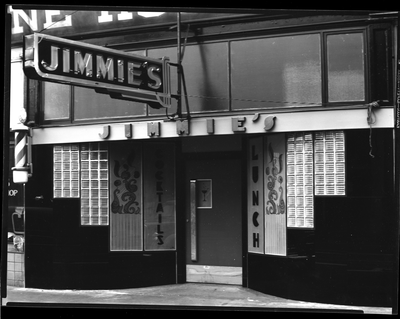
left=190, top=180, right=197, bottom=262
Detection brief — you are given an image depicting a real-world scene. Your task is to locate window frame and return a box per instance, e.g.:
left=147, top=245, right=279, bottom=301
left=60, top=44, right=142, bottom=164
left=322, top=28, right=368, bottom=107
left=229, top=31, right=324, bottom=111
left=38, top=26, right=373, bottom=125
left=40, top=81, right=73, bottom=125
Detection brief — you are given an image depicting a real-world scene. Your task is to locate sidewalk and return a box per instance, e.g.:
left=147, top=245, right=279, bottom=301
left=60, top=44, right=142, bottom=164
left=1, top=283, right=393, bottom=314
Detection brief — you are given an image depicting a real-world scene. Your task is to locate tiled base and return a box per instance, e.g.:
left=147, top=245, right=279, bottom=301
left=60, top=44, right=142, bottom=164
left=7, top=248, right=25, bottom=287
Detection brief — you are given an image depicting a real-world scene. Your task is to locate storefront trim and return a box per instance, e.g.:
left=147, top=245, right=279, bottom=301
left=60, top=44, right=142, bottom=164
left=31, top=108, right=394, bottom=145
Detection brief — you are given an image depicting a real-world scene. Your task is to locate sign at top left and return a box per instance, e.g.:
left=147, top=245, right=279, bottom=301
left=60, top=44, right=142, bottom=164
left=23, top=33, right=172, bottom=108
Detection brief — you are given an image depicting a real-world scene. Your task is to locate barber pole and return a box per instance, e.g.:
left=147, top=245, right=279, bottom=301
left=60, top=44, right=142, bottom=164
left=15, top=130, right=27, bottom=166
left=12, top=128, right=30, bottom=183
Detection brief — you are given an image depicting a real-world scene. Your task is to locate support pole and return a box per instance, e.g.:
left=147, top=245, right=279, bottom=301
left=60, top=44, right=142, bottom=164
left=176, top=12, right=182, bottom=118
left=393, top=47, right=400, bottom=316
left=2, top=7, right=12, bottom=298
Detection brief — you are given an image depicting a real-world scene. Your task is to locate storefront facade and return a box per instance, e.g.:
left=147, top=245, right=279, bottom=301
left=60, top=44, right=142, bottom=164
left=7, top=8, right=399, bottom=307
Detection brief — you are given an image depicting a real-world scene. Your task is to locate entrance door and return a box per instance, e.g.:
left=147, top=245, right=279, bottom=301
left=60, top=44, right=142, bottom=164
left=185, top=157, right=242, bottom=285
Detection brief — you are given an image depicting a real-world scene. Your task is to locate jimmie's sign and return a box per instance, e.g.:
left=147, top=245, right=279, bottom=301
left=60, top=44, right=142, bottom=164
left=23, top=33, right=171, bottom=108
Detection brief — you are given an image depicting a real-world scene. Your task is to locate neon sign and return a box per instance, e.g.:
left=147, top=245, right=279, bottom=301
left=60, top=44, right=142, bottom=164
left=23, top=33, right=172, bottom=108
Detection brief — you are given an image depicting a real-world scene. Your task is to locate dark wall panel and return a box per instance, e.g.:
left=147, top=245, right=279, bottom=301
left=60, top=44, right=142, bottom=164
left=248, top=129, right=395, bottom=307
left=25, top=145, right=177, bottom=290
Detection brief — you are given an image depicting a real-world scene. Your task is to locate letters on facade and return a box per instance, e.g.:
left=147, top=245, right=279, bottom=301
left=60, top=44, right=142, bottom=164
left=98, top=116, right=277, bottom=139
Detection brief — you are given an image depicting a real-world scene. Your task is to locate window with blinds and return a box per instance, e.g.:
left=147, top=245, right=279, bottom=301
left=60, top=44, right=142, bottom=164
left=53, top=145, right=80, bottom=198
left=287, top=132, right=314, bottom=228
left=314, top=131, right=346, bottom=196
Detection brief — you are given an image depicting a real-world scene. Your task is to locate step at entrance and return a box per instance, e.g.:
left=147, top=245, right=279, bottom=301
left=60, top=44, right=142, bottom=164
left=186, top=265, right=242, bottom=285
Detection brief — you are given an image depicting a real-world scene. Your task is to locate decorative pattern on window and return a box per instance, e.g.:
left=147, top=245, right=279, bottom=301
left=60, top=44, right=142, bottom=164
left=108, top=142, right=176, bottom=251
left=53, top=145, right=80, bottom=198
left=287, top=132, right=314, bottom=228
left=80, top=143, right=109, bottom=225
left=247, top=134, right=287, bottom=255
left=314, top=131, right=345, bottom=195
left=109, top=142, right=142, bottom=251
left=264, top=133, right=287, bottom=255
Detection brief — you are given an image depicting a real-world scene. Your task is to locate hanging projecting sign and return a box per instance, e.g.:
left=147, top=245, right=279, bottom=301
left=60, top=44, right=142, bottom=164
left=23, top=33, right=171, bottom=108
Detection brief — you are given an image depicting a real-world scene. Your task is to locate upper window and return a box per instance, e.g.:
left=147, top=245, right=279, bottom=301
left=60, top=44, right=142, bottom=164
left=231, top=33, right=322, bottom=110
left=43, top=82, right=71, bottom=121
left=231, top=31, right=366, bottom=110
left=40, top=29, right=368, bottom=123
left=326, top=32, right=365, bottom=103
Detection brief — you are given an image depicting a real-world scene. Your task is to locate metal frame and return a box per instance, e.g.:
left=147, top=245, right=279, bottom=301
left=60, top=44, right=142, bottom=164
left=190, top=179, right=197, bottom=261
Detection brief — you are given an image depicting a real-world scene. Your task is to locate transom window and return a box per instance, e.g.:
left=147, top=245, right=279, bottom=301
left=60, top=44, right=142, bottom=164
left=326, top=33, right=365, bottom=102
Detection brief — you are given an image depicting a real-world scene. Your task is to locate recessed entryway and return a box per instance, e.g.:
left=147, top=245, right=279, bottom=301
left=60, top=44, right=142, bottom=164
left=185, top=156, right=242, bottom=285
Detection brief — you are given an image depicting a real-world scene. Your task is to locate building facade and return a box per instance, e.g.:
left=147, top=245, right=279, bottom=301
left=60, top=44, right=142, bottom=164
left=7, top=8, right=399, bottom=308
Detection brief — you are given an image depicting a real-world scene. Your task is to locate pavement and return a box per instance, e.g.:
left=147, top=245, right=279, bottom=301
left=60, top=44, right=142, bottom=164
left=0, top=283, right=394, bottom=315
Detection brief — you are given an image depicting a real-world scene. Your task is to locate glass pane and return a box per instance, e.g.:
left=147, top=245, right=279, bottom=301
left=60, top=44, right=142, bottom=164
left=286, top=132, right=314, bottom=228
left=149, top=44, right=230, bottom=114
left=43, top=82, right=70, bottom=120
left=231, top=34, right=321, bottom=109
left=80, top=143, right=109, bottom=226
left=313, top=131, right=346, bottom=195
left=327, top=33, right=365, bottom=102
left=74, top=87, right=146, bottom=120
left=53, top=144, right=80, bottom=198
